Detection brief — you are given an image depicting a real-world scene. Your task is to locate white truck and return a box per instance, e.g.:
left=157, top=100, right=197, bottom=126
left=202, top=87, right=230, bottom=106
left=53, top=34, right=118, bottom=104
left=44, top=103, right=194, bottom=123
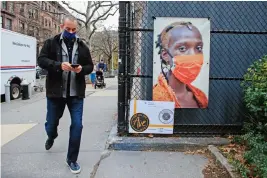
left=1, top=28, right=37, bottom=100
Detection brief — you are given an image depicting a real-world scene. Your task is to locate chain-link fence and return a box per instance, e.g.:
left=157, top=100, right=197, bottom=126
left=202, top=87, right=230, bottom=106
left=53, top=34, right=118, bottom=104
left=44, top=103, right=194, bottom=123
left=118, top=1, right=267, bottom=135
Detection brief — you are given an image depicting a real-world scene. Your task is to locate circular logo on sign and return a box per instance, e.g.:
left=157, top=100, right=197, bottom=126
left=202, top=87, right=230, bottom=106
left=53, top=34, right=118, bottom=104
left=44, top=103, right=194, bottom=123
left=158, top=109, right=174, bottom=124
left=130, top=113, right=149, bottom=132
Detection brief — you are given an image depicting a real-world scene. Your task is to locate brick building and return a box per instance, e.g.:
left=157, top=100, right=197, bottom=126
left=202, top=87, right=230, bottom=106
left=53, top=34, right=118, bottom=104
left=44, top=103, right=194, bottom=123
left=1, top=1, right=77, bottom=54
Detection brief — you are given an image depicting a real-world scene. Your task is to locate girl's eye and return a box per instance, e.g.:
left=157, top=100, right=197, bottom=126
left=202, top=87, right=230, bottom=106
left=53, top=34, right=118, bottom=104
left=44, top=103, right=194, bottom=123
left=178, top=46, right=186, bottom=52
left=197, top=46, right=203, bottom=52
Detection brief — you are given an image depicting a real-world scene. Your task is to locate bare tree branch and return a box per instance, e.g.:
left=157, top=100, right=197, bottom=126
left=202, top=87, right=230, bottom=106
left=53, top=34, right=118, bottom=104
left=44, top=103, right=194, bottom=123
left=87, top=2, right=118, bottom=26
left=76, top=18, right=86, bottom=24
left=62, top=1, right=87, bottom=17
left=91, top=7, right=118, bottom=25
left=86, top=2, right=101, bottom=25
left=90, top=26, right=118, bottom=69
left=99, top=2, right=118, bottom=8
left=88, top=22, right=97, bottom=40
left=62, top=1, right=118, bottom=44
left=89, top=1, right=100, bottom=10
left=86, top=1, right=93, bottom=18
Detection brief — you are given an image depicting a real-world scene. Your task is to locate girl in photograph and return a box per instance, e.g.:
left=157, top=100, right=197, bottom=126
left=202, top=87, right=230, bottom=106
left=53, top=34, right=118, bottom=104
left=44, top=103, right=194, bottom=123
left=153, top=22, right=208, bottom=108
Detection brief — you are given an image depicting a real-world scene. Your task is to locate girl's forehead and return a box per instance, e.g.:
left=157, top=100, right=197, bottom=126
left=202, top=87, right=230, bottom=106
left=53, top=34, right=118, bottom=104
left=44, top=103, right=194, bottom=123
left=167, top=26, right=202, bottom=44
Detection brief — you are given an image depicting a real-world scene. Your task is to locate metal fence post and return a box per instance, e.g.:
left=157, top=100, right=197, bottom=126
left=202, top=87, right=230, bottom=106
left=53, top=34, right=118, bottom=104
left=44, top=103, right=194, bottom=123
left=118, top=1, right=127, bottom=134
left=125, top=2, right=132, bottom=123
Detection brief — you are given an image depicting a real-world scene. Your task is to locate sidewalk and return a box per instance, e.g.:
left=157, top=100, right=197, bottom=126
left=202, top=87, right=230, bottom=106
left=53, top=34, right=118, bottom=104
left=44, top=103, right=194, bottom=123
left=1, top=78, right=118, bottom=178
left=1, top=77, right=216, bottom=178
left=94, top=151, right=208, bottom=178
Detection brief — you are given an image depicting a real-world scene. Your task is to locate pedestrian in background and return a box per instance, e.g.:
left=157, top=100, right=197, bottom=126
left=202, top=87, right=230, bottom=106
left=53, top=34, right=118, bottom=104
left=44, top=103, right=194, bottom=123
left=38, top=15, right=93, bottom=174
left=90, top=61, right=97, bottom=87
left=97, top=59, right=105, bottom=71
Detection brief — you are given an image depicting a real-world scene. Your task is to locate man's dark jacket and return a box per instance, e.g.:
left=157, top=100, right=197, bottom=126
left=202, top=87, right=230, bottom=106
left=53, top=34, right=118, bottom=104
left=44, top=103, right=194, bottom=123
left=38, top=34, right=93, bottom=98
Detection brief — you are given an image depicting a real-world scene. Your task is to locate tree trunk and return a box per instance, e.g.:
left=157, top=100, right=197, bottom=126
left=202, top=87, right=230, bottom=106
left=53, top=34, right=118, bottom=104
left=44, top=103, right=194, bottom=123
left=85, top=26, right=91, bottom=47
left=107, top=56, right=112, bottom=71
left=85, top=1, right=92, bottom=48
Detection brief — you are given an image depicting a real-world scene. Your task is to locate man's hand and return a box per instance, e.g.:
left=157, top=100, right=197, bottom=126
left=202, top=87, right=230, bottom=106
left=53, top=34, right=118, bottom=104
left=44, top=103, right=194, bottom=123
left=61, top=62, right=72, bottom=71
left=73, top=65, right=82, bottom=73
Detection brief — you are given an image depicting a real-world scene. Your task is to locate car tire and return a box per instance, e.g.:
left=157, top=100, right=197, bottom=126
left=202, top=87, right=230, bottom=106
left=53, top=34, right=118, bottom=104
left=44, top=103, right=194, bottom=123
left=10, top=84, right=21, bottom=100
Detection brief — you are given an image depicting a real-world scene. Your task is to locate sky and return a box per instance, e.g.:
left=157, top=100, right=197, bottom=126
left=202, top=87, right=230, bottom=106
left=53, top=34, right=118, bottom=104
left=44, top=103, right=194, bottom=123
left=60, top=1, right=119, bottom=30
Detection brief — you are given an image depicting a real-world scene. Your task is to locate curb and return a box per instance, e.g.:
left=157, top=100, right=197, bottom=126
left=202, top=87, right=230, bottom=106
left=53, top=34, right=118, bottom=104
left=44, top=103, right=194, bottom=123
left=107, top=124, right=230, bottom=152
left=208, top=145, right=240, bottom=178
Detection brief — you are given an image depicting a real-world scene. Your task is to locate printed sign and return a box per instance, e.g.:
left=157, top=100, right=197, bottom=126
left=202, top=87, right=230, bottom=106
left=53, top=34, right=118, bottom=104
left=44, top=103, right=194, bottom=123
left=129, top=99, right=175, bottom=134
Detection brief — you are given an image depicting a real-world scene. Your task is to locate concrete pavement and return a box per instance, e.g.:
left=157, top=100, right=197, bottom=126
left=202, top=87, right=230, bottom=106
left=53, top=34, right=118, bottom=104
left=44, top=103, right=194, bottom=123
left=95, top=151, right=207, bottom=178
left=1, top=77, right=211, bottom=178
left=1, top=78, right=118, bottom=178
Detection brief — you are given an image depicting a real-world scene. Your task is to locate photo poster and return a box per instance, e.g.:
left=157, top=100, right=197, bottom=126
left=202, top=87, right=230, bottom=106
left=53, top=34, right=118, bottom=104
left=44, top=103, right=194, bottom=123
left=129, top=99, right=175, bottom=134
left=152, top=17, right=211, bottom=109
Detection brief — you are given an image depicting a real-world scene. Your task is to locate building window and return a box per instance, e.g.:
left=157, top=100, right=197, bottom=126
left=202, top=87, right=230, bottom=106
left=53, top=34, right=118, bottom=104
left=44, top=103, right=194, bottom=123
left=54, top=9, right=57, bottom=17
left=60, top=14, right=64, bottom=22
left=54, top=23, right=57, bottom=29
left=58, top=26, right=60, bottom=33
left=28, top=9, right=33, bottom=18
left=9, top=2, right=14, bottom=13
left=45, top=19, right=47, bottom=27
left=49, top=21, right=51, bottom=27
left=1, top=1, right=7, bottom=10
left=33, top=9, right=38, bottom=19
left=20, top=3, right=25, bottom=16
left=19, top=21, right=25, bottom=32
left=44, top=32, right=49, bottom=38
left=41, top=17, right=44, bottom=25
left=5, top=18, right=12, bottom=30
left=42, top=2, right=45, bottom=10
left=35, top=27, right=39, bottom=36
left=48, top=5, right=51, bottom=12
left=28, top=26, right=34, bottom=36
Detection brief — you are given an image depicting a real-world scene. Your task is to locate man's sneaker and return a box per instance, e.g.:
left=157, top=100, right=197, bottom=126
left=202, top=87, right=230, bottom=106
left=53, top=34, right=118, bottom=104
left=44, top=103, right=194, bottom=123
left=45, top=138, right=54, bottom=150
left=66, top=158, right=81, bottom=174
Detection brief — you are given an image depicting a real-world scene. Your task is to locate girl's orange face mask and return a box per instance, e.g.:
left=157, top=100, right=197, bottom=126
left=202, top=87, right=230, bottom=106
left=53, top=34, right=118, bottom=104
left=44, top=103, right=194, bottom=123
left=171, top=54, right=204, bottom=84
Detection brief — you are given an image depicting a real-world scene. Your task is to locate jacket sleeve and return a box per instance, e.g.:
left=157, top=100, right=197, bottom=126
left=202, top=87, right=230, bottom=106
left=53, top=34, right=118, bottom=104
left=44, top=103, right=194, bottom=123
left=38, top=39, right=62, bottom=72
left=80, top=45, right=93, bottom=75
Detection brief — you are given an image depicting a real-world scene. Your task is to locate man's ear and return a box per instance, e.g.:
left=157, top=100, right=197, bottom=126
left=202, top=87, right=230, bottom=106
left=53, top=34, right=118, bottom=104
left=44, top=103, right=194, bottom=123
left=60, top=24, right=64, bottom=30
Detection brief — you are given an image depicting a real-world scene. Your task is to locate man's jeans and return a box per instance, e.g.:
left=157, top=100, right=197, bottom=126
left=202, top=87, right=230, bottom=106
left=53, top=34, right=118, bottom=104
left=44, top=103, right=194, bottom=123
left=45, top=97, right=84, bottom=162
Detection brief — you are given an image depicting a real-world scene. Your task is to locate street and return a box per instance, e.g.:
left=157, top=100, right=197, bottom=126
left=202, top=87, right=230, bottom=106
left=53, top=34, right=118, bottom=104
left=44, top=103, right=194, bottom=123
left=1, top=77, right=210, bottom=178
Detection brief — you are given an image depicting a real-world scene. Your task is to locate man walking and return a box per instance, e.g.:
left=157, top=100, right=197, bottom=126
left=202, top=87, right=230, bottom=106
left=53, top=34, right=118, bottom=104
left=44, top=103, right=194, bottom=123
left=38, top=15, right=93, bottom=174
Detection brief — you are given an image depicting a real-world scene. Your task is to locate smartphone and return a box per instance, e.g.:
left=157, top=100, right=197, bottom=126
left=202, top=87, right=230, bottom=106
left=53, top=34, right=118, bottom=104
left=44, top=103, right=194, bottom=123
left=71, top=64, right=79, bottom=68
